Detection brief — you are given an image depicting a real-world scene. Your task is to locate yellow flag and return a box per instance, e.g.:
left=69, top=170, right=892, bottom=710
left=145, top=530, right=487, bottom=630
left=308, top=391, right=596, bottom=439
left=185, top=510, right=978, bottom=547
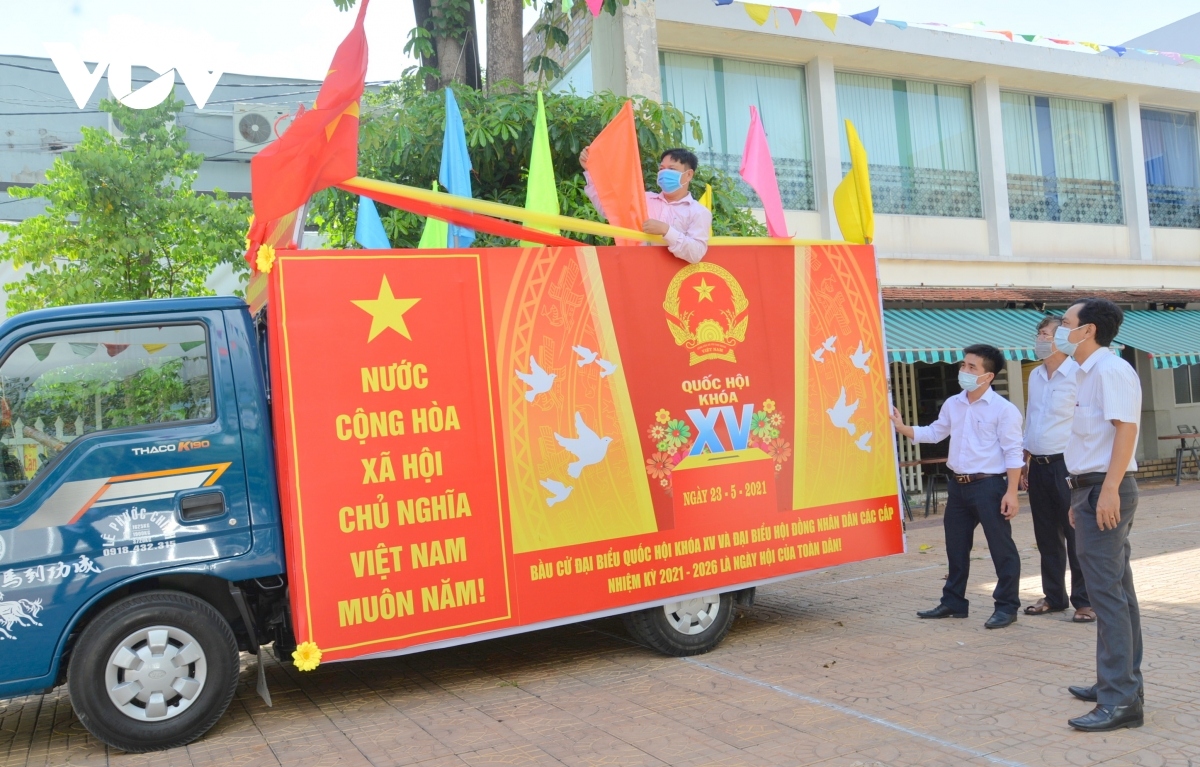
left=815, top=11, right=838, bottom=32
left=698, top=183, right=713, bottom=236
left=744, top=3, right=771, bottom=25
left=833, top=119, right=874, bottom=244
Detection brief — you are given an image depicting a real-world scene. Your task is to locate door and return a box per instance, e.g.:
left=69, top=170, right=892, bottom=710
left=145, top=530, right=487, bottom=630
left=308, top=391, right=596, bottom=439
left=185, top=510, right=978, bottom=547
left=0, top=312, right=251, bottom=683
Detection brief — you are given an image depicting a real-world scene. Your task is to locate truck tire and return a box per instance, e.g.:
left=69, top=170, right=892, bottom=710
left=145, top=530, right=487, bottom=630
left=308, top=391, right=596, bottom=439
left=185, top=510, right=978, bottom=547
left=67, top=590, right=240, bottom=753
left=622, top=592, right=735, bottom=657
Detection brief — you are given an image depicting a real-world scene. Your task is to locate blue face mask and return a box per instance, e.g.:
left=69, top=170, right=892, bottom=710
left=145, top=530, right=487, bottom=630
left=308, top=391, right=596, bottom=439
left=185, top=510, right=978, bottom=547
left=958, top=372, right=983, bottom=393
left=1054, top=325, right=1080, bottom=358
left=657, top=168, right=684, bottom=194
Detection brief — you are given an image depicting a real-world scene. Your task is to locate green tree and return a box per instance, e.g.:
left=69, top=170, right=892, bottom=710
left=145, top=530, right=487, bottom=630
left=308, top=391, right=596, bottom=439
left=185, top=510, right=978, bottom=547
left=309, top=81, right=766, bottom=247
left=0, top=95, right=250, bottom=314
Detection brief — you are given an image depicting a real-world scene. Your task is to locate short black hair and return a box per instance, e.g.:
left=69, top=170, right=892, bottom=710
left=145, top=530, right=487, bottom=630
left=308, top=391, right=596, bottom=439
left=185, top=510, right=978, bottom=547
left=660, top=148, right=698, bottom=172
left=962, top=344, right=1005, bottom=376
left=1073, top=298, right=1124, bottom=346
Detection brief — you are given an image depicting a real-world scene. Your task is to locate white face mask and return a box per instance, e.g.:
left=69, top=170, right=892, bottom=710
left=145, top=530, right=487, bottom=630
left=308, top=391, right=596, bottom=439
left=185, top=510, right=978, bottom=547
left=1034, top=339, right=1055, bottom=360
left=1054, top=325, right=1081, bottom=358
left=958, top=371, right=983, bottom=392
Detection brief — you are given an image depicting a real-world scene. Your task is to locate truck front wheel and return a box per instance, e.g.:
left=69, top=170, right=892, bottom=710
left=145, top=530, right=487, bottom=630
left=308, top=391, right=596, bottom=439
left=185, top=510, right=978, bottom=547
left=67, top=590, right=240, bottom=752
left=622, top=592, right=735, bottom=656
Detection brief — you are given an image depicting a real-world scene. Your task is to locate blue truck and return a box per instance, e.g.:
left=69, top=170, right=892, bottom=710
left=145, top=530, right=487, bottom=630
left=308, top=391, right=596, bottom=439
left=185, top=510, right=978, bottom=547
left=0, top=295, right=756, bottom=752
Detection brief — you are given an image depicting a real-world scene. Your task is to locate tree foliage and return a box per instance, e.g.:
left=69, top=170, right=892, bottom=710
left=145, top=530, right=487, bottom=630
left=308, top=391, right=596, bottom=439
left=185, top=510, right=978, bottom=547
left=0, top=95, right=250, bottom=314
left=309, top=81, right=767, bottom=248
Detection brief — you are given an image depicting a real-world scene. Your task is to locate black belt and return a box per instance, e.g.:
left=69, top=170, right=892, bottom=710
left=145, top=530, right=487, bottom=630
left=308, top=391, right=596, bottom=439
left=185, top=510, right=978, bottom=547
left=1067, top=471, right=1135, bottom=490
left=1030, top=453, right=1064, bottom=465
left=953, top=472, right=1004, bottom=484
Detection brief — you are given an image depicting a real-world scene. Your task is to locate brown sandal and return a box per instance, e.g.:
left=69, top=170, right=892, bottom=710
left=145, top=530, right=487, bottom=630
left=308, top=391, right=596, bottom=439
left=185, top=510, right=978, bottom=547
left=1072, top=607, right=1097, bottom=623
left=1024, top=598, right=1066, bottom=615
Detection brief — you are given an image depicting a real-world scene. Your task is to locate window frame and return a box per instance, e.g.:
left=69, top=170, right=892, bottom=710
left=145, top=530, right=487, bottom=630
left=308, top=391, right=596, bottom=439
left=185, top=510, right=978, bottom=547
left=0, top=319, right=218, bottom=508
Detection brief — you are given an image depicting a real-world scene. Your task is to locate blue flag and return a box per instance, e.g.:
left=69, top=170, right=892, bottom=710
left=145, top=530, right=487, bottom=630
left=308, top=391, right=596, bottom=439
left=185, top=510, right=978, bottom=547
left=850, top=7, right=879, bottom=25
left=438, top=89, right=475, bottom=248
left=355, top=196, right=391, bottom=249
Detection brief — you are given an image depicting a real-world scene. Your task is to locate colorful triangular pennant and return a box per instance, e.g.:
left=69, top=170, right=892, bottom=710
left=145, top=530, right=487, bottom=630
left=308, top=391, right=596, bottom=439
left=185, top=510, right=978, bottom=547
left=787, top=7, right=802, bottom=24
left=70, top=343, right=97, bottom=358
left=180, top=341, right=206, bottom=353
left=815, top=11, right=838, bottom=32
left=142, top=343, right=168, bottom=355
left=1107, top=45, right=1126, bottom=56
left=884, top=19, right=907, bottom=29
left=744, top=3, right=771, bottom=25
left=1019, top=34, right=1037, bottom=42
left=850, top=7, right=878, bottom=26
left=989, top=30, right=1014, bottom=41
left=29, top=343, right=54, bottom=362
left=1079, top=42, right=1101, bottom=52
left=102, top=344, right=129, bottom=357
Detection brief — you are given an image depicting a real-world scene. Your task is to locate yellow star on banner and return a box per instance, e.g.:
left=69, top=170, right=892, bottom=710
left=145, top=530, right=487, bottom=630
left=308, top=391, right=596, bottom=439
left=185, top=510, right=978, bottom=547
left=693, top=278, right=715, bottom=302
left=352, top=276, right=420, bottom=342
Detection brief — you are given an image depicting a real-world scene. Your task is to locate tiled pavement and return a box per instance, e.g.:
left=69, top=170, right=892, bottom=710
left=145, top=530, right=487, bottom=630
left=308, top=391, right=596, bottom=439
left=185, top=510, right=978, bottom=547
left=4, top=481, right=1200, bottom=766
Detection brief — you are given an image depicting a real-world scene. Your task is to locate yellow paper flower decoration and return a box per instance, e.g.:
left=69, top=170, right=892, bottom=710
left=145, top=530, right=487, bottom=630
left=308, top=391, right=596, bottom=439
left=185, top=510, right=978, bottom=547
left=256, top=244, right=277, bottom=274
left=292, top=641, right=322, bottom=671
left=763, top=399, right=776, bottom=413
left=655, top=408, right=671, bottom=424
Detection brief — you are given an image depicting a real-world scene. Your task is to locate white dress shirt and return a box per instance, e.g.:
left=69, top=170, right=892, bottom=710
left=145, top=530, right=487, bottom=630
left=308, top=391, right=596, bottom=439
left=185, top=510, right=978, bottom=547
left=1065, top=347, right=1142, bottom=475
left=1023, top=358, right=1079, bottom=456
left=583, top=172, right=712, bottom=263
left=911, top=387, right=1025, bottom=475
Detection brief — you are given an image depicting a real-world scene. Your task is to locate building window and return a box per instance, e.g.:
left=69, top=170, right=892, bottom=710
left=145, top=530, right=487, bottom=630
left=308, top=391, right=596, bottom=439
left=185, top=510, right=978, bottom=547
left=1001, top=92, right=1123, bottom=225
left=834, top=73, right=981, bottom=218
left=660, top=53, right=814, bottom=210
left=1142, top=108, right=1200, bottom=229
left=1174, top=364, right=1200, bottom=405
left=551, top=50, right=592, bottom=96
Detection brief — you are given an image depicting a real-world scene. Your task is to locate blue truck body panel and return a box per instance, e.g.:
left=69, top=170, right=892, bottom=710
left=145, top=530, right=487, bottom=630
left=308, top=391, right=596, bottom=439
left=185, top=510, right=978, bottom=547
left=0, top=299, right=287, bottom=699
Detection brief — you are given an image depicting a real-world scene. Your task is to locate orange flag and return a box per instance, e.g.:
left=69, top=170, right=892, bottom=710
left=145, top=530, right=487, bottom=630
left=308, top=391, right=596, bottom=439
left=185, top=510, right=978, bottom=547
left=586, top=100, right=648, bottom=246
left=247, top=0, right=370, bottom=259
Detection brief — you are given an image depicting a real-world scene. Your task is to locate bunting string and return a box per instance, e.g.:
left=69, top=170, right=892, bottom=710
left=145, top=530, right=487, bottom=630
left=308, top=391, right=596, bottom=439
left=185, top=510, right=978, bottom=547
left=725, top=2, right=1197, bottom=65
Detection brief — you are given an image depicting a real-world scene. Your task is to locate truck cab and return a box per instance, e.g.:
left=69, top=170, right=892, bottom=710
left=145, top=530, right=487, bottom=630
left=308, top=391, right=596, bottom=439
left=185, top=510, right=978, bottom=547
left=0, top=297, right=286, bottom=749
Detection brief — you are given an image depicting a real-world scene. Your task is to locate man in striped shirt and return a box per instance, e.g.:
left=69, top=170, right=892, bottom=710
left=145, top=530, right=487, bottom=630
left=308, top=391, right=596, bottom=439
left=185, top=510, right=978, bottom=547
left=1057, top=298, right=1144, bottom=732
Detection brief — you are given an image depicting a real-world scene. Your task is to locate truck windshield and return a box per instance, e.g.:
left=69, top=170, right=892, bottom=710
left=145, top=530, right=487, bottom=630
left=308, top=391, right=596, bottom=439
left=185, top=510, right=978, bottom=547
left=0, top=324, right=212, bottom=500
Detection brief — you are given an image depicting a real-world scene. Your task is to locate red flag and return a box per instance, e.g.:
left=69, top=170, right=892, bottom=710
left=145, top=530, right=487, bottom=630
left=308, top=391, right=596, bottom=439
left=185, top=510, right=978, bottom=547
left=788, top=8, right=803, bottom=24
left=586, top=101, right=648, bottom=246
left=247, top=0, right=370, bottom=257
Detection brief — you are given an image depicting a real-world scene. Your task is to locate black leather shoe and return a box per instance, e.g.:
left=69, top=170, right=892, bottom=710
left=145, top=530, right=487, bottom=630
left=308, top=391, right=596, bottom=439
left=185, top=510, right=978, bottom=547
left=1069, top=685, right=1143, bottom=703
left=984, top=611, right=1017, bottom=629
left=1068, top=702, right=1143, bottom=731
left=917, top=604, right=967, bottom=619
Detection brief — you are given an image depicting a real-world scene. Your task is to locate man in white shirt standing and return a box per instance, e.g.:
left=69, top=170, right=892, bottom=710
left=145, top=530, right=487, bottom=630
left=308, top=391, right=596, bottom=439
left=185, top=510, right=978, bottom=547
left=890, top=344, right=1024, bottom=629
left=1021, top=317, right=1093, bottom=623
left=1056, top=298, right=1144, bottom=732
left=579, top=147, right=712, bottom=264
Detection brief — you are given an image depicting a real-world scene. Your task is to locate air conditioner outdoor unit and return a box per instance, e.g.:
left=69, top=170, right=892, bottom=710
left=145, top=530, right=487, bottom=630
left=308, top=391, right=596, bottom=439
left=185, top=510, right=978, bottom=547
left=233, top=104, right=292, bottom=153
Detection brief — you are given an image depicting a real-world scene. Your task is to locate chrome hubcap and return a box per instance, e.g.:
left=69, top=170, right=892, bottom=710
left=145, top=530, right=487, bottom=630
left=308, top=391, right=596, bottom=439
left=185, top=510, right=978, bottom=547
left=662, top=595, right=721, bottom=635
left=104, top=625, right=207, bottom=721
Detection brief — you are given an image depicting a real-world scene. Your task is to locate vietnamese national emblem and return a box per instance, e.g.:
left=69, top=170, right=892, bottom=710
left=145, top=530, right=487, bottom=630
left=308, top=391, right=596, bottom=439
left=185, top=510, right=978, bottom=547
left=663, top=262, right=749, bottom=365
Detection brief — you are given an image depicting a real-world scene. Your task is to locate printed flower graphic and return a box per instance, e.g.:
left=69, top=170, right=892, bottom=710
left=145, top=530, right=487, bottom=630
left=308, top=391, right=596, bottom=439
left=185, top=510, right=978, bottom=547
left=292, top=641, right=322, bottom=672
left=769, top=413, right=783, bottom=428
left=763, top=399, right=776, bottom=413
left=660, top=478, right=670, bottom=487
left=664, top=419, right=692, bottom=448
left=646, top=452, right=673, bottom=479
left=647, top=424, right=667, bottom=441
left=655, top=408, right=671, bottom=424
left=751, top=410, right=779, bottom=440
left=766, top=438, right=792, bottom=464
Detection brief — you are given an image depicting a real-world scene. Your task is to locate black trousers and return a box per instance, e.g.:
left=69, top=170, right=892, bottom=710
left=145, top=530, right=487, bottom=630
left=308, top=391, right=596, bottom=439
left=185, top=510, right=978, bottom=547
left=1027, top=459, right=1089, bottom=610
left=940, top=475, right=1021, bottom=615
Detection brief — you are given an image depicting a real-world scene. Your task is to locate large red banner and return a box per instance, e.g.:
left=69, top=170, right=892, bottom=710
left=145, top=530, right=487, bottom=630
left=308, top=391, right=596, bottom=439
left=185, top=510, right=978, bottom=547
left=268, top=245, right=903, bottom=663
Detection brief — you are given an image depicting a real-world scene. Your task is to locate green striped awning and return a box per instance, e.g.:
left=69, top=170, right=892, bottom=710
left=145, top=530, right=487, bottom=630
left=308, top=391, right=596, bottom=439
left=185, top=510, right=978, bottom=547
left=884, top=308, right=1049, bottom=365
left=1115, top=310, right=1200, bottom=369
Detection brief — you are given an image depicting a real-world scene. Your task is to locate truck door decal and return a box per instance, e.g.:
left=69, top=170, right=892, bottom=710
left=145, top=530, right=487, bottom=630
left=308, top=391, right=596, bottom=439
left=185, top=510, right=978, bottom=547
left=16, top=464, right=230, bottom=531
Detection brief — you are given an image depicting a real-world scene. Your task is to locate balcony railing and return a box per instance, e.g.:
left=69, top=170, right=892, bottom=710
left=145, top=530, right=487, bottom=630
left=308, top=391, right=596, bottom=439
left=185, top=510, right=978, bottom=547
left=845, top=164, right=983, bottom=218
left=1148, top=184, right=1200, bottom=229
left=698, top=152, right=815, bottom=211
left=1007, top=174, right=1124, bottom=225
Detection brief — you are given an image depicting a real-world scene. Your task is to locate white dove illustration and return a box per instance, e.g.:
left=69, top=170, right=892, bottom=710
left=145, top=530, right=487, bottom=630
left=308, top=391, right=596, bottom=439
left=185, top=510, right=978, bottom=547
left=812, top=335, right=837, bottom=363
left=554, top=412, right=613, bottom=478
left=595, top=358, right=617, bottom=378
left=855, top=431, right=873, bottom=452
left=572, top=345, right=598, bottom=367
left=826, top=387, right=860, bottom=436
left=515, top=355, right=556, bottom=402
left=850, top=341, right=872, bottom=375
left=539, top=478, right=574, bottom=507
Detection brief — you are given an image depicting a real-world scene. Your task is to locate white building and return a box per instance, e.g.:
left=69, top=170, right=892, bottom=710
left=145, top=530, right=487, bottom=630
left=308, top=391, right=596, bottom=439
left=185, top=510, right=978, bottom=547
left=529, top=3, right=1200, bottom=481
